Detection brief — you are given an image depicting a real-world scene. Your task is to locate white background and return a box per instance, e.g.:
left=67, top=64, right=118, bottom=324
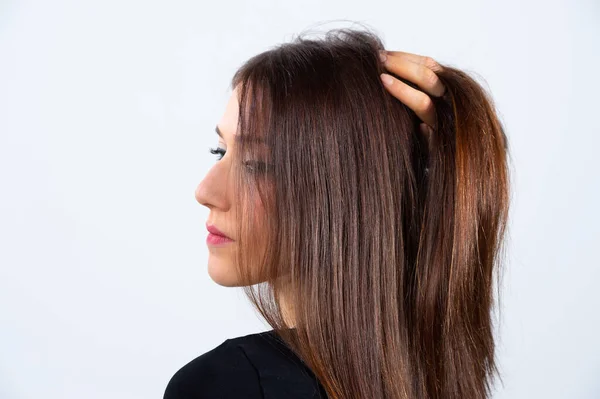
left=1, top=0, right=598, bottom=398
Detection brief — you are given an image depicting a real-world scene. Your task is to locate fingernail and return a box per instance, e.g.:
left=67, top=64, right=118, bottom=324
left=379, top=50, right=387, bottom=63
left=380, top=73, right=393, bottom=86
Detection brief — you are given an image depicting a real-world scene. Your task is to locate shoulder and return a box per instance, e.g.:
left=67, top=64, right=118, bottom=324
left=164, top=329, right=328, bottom=399
left=163, top=332, right=267, bottom=399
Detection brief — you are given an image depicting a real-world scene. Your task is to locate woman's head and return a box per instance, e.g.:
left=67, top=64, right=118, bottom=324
left=197, top=27, right=510, bottom=399
left=197, top=28, right=421, bottom=287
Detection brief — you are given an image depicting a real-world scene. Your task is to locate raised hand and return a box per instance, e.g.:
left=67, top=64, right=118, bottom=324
left=378, top=50, right=446, bottom=138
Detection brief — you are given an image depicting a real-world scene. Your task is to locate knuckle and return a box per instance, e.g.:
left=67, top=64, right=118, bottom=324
left=423, top=56, right=442, bottom=72
left=418, top=93, right=433, bottom=112
left=421, top=67, right=440, bottom=88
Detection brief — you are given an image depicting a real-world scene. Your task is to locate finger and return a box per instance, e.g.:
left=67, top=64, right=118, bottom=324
left=380, top=51, right=446, bottom=97
left=380, top=73, right=437, bottom=129
left=383, top=50, right=444, bottom=73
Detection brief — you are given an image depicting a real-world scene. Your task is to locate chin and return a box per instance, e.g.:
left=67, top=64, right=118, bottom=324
left=207, top=261, right=242, bottom=287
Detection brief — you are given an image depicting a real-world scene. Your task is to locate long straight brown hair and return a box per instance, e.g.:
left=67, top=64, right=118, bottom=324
left=227, top=27, right=511, bottom=399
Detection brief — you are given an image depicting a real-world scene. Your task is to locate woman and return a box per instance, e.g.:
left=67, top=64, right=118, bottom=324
left=164, top=28, right=510, bottom=399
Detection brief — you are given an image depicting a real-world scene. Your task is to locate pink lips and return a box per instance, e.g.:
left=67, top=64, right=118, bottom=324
left=206, top=224, right=234, bottom=246
left=207, top=233, right=234, bottom=245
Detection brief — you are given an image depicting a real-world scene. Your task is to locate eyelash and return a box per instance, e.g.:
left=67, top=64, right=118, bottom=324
left=209, top=147, right=226, bottom=161
left=209, top=146, right=269, bottom=174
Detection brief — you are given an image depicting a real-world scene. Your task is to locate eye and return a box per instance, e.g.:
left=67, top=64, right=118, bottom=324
left=209, top=147, right=226, bottom=161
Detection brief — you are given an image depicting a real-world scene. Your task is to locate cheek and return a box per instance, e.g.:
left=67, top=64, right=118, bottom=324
left=249, top=186, right=271, bottom=261
left=250, top=182, right=272, bottom=225
left=253, top=195, right=265, bottom=223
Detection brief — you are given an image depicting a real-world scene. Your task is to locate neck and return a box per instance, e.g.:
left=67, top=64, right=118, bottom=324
left=276, top=279, right=297, bottom=328
left=280, top=293, right=296, bottom=328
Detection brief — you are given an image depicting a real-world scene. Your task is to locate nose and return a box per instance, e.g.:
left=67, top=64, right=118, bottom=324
left=195, top=163, right=231, bottom=211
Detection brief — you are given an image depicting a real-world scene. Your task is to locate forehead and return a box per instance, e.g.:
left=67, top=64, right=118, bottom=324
left=216, top=86, right=267, bottom=146
left=217, top=87, right=240, bottom=138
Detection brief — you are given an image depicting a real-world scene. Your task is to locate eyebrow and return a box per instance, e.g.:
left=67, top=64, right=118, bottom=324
left=215, top=125, right=265, bottom=144
left=215, top=125, right=224, bottom=140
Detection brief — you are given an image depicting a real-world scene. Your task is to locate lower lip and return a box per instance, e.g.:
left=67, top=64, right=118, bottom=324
left=206, top=232, right=234, bottom=246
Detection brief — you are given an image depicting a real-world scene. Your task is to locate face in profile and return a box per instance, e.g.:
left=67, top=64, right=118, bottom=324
left=194, top=86, right=269, bottom=287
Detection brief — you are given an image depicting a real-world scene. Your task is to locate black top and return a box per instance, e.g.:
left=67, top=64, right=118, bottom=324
left=163, top=329, right=328, bottom=398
